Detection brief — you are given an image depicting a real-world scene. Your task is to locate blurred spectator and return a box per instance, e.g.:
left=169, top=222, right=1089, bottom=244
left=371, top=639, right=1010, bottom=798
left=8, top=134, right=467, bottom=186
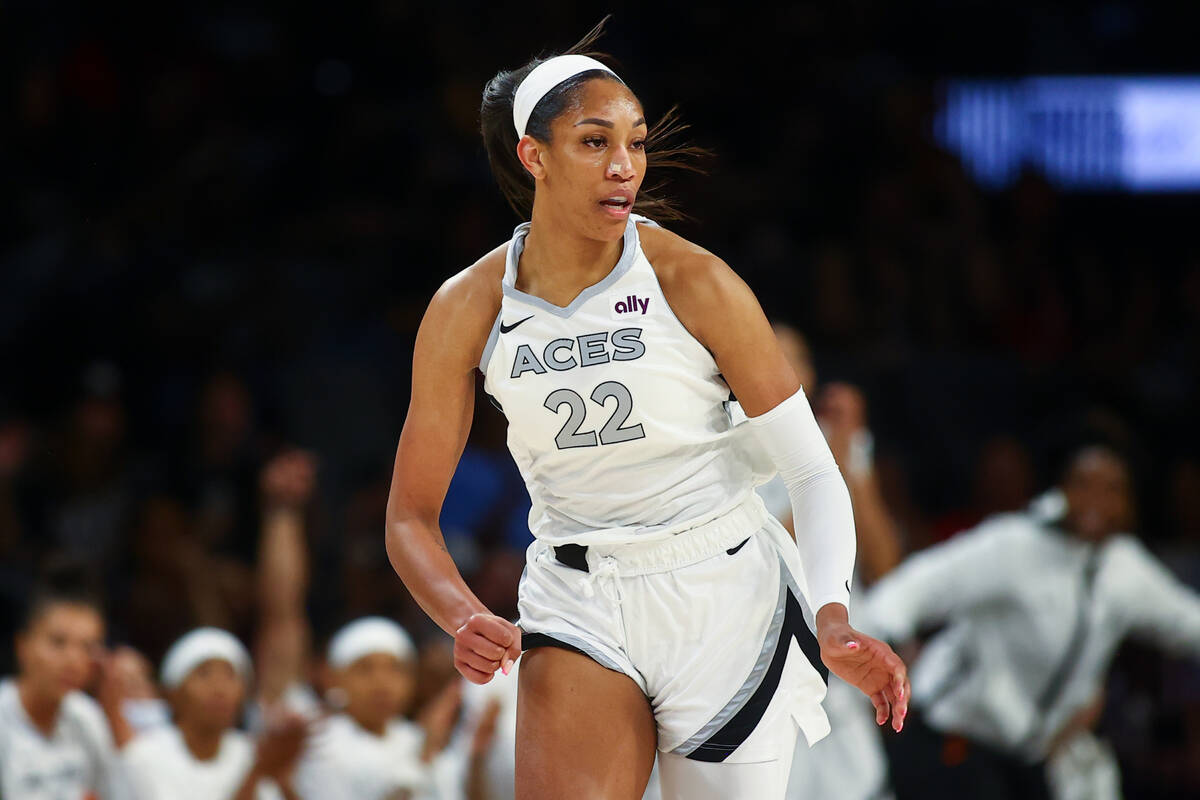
left=247, top=449, right=464, bottom=799
left=866, top=444, right=1200, bottom=800
left=293, top=617, right=459, bottom=800
left=0, top=577, right=130, bottom=799
left=122, top=628, right=306, bottom=800
left=98, top=646, right=167, bottom=738
left=254, top=449, right=317, bottom=709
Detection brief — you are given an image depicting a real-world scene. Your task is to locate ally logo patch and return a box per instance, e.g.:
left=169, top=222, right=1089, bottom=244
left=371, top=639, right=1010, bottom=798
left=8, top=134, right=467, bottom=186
left=609, top=292, right=651, bottom=319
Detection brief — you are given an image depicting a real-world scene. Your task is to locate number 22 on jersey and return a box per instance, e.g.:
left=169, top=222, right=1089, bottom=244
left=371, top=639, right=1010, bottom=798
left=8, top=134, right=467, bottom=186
left=544, top=382, right=645, bottom=450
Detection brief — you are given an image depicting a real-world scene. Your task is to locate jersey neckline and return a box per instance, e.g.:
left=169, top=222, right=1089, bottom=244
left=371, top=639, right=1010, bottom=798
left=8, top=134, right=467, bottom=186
left=502, top=216, right=641, bottom=318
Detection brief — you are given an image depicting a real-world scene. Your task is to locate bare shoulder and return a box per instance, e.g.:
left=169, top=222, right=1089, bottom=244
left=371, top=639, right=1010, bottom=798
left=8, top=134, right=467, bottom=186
left=636, top=222, right=734, bottom=291
left=433, top=241, right=506, bottom=316
left=637, top=222, right=753, bottom=346
left=420, top=242, right=507, bottom=370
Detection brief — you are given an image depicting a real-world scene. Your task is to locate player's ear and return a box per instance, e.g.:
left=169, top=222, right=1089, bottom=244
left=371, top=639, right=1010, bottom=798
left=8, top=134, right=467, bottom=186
left=517, top=136, right=547, bottom=180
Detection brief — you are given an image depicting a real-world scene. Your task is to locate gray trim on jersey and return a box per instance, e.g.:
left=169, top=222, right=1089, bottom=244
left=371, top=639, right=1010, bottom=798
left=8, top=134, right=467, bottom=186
left=478, top=310, right=503, bottom=373
left=670, top=551, right=806, bottom=757
left=501, top=217, right=641, bottom=318
left=624, top=214, right=714, bottom=364
left=523, top=629, right=627, bottom=674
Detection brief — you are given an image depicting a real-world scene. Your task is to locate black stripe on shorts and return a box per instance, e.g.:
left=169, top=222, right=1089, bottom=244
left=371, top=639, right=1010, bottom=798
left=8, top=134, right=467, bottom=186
left=686, top=588, right=826, bottom=762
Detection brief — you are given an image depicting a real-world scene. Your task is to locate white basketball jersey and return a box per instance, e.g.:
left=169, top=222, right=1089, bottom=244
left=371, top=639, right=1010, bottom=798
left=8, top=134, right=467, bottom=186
left=480, top=215, right=765, bottom=546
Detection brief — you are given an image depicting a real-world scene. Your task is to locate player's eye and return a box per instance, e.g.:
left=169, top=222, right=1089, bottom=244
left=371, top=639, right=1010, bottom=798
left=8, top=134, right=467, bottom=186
left=631, top=139, right=646, bottom=150
left=583, top=135, right=606, bottom=148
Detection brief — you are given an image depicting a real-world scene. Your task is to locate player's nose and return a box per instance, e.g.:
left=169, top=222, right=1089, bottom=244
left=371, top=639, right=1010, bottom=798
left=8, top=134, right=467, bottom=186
left=606, top=147, right=636, bottom=180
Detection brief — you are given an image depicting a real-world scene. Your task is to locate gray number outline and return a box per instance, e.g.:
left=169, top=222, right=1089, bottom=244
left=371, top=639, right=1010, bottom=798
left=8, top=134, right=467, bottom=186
left=544, top=382, right=646, bottom=449
left=591, top=381, right=646, bottom=444
left=544, top=388, right=598, bottom=449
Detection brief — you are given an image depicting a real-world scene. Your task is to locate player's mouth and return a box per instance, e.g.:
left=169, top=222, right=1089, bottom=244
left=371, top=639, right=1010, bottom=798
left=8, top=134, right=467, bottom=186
left=599, top=193, right=634, bottom=219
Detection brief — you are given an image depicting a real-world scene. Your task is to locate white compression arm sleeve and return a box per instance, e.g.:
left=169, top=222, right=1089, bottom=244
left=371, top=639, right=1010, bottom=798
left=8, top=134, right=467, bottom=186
left=747, top=388, right=856, bottom=611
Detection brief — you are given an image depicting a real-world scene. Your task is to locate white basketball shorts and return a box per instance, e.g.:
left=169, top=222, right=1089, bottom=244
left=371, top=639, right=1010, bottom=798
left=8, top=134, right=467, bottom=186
left=517, top=491, right=832, bottom=765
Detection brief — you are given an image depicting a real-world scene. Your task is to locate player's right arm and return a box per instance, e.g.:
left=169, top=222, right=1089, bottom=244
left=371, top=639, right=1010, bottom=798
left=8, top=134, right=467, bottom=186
left=385, top=250, right=521, bottom=684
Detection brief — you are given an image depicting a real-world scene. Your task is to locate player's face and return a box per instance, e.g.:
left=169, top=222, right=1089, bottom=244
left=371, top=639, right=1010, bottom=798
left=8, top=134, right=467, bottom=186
left=542, top=78, right=647, bottom=240
left=1061, top=448, right=1134, bottom=542
left=16, top=603, right=104, bottom=701
left=335, top=652, right=416, bottom=732
left=173, top=659, right=245, bottom=731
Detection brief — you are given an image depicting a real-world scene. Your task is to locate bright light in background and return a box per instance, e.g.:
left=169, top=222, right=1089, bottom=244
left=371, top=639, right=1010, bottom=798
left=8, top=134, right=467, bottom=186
left=935, top=76, right=1200, bottom=191
left=1121, top=81, right=1200, bottom=189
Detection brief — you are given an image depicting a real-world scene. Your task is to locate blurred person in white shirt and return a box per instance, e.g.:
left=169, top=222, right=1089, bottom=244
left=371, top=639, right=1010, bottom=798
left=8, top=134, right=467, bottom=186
left=244, top=451, right=462, bottom=798
left=0, top=583, right=131, bottom=799
left=122, top=627, right=306, bottom=800
left=293, top=616, right=461, bottom=800
left=864, top=443, right=1200, bottom=800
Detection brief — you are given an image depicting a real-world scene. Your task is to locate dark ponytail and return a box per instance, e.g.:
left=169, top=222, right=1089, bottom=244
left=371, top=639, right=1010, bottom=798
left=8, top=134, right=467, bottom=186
left=480, top=16, right=708, bottom=222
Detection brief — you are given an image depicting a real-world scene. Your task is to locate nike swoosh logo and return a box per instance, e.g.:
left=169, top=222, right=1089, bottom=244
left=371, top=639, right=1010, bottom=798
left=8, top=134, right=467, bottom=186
left=499, top=315, right=534, bottom=334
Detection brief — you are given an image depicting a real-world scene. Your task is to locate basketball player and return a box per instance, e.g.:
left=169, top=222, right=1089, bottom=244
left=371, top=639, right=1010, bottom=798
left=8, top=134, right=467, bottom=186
left=384, top=21, right=909, bottom=799
left=0, top=585, right=131, bottom=799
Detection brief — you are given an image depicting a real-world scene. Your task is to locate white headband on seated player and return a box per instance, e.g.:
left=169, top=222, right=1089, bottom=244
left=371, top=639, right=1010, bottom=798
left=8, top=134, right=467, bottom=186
left=160, top=627, right=253, bottom=689
left=512, top=54, right=622, bottom=138
left=327, top=616, right=416, bottom=669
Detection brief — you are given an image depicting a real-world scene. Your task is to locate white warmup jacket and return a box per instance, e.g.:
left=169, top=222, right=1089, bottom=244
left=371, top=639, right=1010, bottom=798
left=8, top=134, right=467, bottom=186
left=862, top=509, right=1200, bottom=764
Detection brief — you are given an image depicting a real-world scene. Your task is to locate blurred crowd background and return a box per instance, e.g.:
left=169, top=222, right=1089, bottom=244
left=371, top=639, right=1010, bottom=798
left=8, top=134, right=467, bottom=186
left=2, top=1, right=1199, bottom=798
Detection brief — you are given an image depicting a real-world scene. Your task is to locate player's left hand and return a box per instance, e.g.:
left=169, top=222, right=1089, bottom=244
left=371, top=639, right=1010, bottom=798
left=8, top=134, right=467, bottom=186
left=816, top=607, right=909, bottom=732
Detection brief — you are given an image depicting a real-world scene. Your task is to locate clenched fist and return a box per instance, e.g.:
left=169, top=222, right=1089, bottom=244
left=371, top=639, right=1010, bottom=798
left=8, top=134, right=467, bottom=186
left=454, top=613, right=522, bottom=685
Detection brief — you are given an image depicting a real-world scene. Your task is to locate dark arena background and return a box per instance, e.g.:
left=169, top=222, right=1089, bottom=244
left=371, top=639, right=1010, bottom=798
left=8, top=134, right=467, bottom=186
left=2, top=2, right=1199, bottom=799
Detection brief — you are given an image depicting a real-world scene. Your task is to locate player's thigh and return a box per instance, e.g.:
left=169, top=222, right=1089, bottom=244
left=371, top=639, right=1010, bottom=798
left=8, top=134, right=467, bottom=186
left=516, top=646, right=657, bottom=800
left=657, top=745, right=794, bottom=800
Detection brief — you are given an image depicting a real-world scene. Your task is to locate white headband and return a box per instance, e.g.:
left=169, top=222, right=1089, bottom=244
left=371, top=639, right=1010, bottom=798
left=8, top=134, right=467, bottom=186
left=160, top=628, right=252, bottom=689
left=512, top=54, right=620, bottom=138
left=327, top=616, right=416, bottom=669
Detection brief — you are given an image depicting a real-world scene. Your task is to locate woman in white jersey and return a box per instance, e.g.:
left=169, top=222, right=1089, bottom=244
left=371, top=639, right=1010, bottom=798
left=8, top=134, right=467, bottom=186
left=384, top=21, right=909, bottom=799
left=0, top=584, right=130, bottom=800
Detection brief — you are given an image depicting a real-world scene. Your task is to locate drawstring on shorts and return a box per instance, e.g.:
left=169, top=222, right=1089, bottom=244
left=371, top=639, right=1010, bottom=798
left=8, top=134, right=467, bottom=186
left=578, top=556, right=622, bottom=604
